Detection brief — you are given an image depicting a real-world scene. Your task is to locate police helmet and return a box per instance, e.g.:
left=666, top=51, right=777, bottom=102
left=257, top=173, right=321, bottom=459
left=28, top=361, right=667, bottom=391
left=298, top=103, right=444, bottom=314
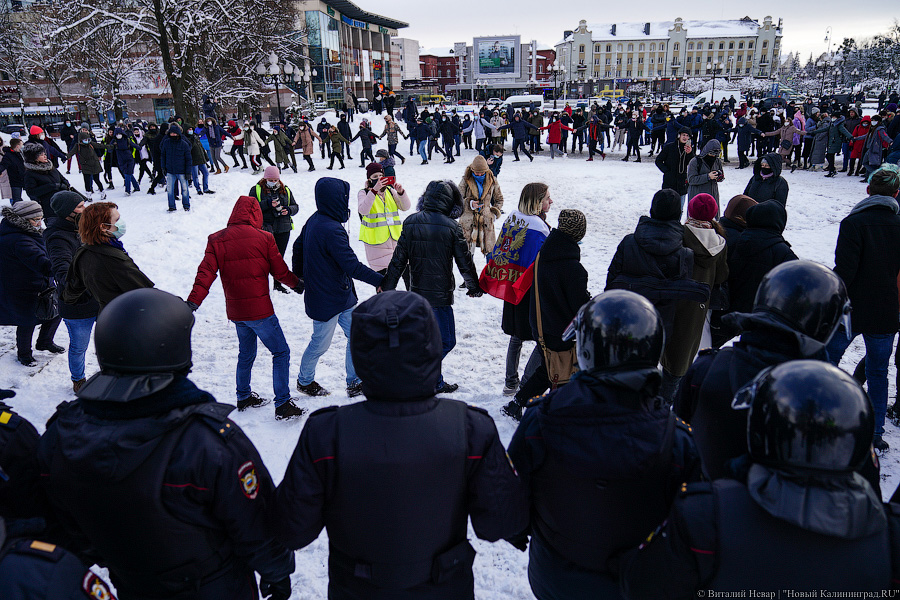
left=753, top=260, right=850, bottom=344
left=737, top=360, right=873, bottom=472
left=79, top=289, right=194, bottom=402
left=562, top=290, right=664, bottom=372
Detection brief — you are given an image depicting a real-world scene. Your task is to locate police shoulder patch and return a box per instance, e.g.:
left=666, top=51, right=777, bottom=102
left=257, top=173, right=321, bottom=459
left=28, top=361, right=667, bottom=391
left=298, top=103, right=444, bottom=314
left=82, top=572, right=116, bottom=600
left=238, top=461, right=259, bottom=499
left=0, top=409, right=21, bottom=429
left=526, top=394, right=547, bottom=407
left=675, top=416, right=693, bottom=434
left=679, top=481, right=713, bottom=497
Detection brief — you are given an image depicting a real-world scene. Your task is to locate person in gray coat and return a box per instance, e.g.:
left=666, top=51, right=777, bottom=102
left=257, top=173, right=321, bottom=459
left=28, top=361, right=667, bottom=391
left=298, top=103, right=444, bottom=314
left=807, top=113, right=852, bottom=176
left=857, top=115, right=894, bottom=182
left=686, top=140, right=724, bottom=210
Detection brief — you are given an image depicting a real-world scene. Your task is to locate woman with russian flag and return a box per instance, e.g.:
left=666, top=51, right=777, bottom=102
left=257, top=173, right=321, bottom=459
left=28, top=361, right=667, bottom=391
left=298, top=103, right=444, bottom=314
left=479, top=183, right=553, bottom=398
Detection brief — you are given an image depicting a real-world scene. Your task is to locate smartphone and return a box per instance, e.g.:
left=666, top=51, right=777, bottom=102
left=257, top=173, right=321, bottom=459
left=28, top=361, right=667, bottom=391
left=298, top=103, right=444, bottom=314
left=382, top=176, right=395, bottom=186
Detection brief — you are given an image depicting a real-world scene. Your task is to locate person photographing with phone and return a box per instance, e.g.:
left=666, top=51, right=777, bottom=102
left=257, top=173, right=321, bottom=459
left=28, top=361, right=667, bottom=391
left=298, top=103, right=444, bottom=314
left=358, top=162, right=411, bottom=287
left=250, top=166, right=298, bottom=293
left=687, top=139, right=725, bottom=215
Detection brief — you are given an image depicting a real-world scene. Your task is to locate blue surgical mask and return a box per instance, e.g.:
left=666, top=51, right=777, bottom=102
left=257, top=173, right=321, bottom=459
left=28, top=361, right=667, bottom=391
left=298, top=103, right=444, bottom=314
left=81, top=139, right=89, bottom=144
left=107, top=219, right=126, bottom=239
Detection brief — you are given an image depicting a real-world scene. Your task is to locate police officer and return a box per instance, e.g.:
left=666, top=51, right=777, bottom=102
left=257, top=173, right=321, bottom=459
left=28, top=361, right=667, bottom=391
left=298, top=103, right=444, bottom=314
left=272, top=291, right=526, bottom=599
left=672, top=260, right=882, bottom=493
left=0, top=390, right=44, bottom=520
left=37, top=288, right=295, bottom=600
left=507, top=290, right=700, bottom=599
left=621, top=360, right=898, bottom=597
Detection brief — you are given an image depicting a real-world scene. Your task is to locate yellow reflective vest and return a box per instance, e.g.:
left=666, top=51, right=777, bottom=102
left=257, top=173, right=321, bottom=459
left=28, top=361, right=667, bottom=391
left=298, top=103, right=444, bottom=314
left=359, top=187, right=402, bottom=244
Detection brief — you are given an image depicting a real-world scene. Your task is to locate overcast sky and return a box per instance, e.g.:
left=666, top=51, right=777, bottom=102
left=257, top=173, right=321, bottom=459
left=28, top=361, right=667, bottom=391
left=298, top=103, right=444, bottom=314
left=383, top=2, right=897, bottom=60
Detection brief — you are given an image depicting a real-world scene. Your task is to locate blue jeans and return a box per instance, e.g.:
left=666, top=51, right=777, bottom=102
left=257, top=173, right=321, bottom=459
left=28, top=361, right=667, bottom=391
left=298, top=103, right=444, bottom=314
left=418, top=140, right=428, bottom=162
left=201, top=139, right=214, bottom=169
left=191, top=164, right=210, bottom=192
left=234, top=315, right=291, bottom=407
left=118, top=167, right=139, bottom=193
left=166, top=173, right=190, bottom=210
left=826, top=327, right=895, bottom=435
left=432, top=306, right=456, bottom=388
left=9, top=187, right=22, bottom=204
left=297, top=307, right=358, bottom=388
left=64, top=317, right=95, bottom=381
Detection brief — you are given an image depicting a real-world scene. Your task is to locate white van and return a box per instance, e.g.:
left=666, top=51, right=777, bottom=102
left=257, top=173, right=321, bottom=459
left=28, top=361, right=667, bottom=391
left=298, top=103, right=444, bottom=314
left=692, top=89, right=744, bottom=108
left=499, top=94, right=546, bottom=112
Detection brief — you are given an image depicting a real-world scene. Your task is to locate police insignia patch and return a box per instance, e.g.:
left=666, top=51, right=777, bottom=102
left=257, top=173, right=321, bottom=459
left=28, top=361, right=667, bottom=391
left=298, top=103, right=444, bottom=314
left=238, top=461, right=259, bottom=499
left=82, top=572, right=115, bottom=600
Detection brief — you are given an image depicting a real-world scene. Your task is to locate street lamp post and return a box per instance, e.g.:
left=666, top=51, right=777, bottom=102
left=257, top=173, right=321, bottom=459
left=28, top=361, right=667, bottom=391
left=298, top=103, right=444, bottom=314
left=707, top=61, right=723, bottom=104
left=18, top=95, right=25, bottom=127
left=256, top=52, right=297, bottom=122
left=832, top=68, right=842, bottom=94
left=550, top=61, right=566, bottom=108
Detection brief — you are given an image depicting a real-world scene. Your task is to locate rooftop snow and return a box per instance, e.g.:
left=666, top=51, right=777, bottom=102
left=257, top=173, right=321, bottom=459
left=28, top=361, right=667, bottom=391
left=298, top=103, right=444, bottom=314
left=561, top=19, right=764, bottom=44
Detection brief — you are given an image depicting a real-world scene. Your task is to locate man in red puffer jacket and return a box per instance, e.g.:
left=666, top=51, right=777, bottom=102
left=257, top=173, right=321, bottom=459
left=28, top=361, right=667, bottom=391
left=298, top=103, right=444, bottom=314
left=187, top=195, right=306, bottom=420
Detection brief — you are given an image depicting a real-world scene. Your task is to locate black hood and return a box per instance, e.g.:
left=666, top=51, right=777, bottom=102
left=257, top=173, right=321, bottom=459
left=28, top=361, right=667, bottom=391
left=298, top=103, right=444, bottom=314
left=746, top=200, right=787, bottom=233
left=752, top=152, right=783, bottom=178
left=633, top=216, right=685, bottom=257
left=421, top=180, right=463, bottom=217
left=351, top=291, right=441, bottom=400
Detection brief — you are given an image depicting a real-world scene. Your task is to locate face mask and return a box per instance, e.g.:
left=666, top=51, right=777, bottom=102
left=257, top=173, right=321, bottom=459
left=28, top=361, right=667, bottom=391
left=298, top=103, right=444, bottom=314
left=187, top=129, right=193, bottom=135
left=116, top=134, right=123, bottom=139
left=81, top=139, right=89, bottom=144
left=65, top=122, right=71, bottom=127
left=107, top=219, right=126, bottom=239
left=266, top=180, right=279, bottom=189
left=39, top=134, right=45, bottom=140
left=760, top=167, right=773, bottom=176
left=493, top=154, right=501, bottom=159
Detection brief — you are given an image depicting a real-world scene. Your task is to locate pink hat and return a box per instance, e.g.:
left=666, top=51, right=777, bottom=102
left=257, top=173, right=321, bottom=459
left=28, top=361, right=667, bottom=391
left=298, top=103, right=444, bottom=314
left=688, top=193, right=718, bottom=222
left=29, top=125, right=43, bottom=136
left=263, top=166, right=280, bottom=180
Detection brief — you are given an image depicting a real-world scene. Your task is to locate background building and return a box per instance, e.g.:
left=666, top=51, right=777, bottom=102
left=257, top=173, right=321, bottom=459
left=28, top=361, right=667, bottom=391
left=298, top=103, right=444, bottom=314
left=300, top=0, right=408, bottom=107
left=555, top=16, right=783, bottom=96
left=436, top=39, right=555, bottom=101
left=391, top=37, right=421, bottom=84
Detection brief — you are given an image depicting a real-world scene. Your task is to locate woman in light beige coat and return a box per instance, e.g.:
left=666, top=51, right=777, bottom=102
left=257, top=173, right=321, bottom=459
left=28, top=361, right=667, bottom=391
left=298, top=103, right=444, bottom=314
left=458, top=154, right=504, bottom=255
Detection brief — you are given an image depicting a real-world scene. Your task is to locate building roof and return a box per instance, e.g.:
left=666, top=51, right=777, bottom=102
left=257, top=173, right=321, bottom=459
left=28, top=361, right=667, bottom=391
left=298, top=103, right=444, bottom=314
left=419, top=46, right=453, bottom=58
left=322, top=0, right=408, bottom=30
left=561, top=19, right=764, bottom=44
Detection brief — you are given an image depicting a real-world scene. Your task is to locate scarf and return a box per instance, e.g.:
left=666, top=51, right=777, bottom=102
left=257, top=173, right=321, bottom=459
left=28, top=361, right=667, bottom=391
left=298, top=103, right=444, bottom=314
left=473, top=173, right=485, bottom=198
left=0, top=206, right=42, bottom=235
left=106, top=237, right=127, bottom=254
left=685, top=217, right=713, bottom=229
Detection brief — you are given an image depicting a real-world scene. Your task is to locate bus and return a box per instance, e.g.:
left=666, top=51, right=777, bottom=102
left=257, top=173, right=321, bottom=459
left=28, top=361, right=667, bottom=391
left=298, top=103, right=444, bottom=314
left=597, top=89, right=625, bottom=101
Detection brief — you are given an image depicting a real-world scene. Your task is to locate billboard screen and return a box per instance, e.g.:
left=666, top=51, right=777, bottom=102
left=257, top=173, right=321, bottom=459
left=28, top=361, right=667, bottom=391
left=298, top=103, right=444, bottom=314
left=474, top=36, right=520, bottom=78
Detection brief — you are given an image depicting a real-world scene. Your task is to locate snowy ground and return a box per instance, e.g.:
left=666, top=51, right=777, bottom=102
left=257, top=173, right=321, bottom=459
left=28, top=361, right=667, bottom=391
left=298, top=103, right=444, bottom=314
left=1, top=110, right=897, bottom=598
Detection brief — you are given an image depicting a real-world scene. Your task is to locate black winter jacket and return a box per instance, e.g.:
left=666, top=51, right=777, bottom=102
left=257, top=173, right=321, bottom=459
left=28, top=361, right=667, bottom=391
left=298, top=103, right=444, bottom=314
left=606, top=216, right=708, bottom=341
left=743, top=153, right=789, bottom=205
left=382, top=183, right=479, bottom=306
left=718, top=216, right=745, bottom=251
left=0, top=148, right=25, bottom=187
left=43, top=217, right=100, bottom=321
left=63, top=242, right=154, bottom=311
left=528, top=229, right=590, bottom=352
left=834, top=196, right=900, bottom=334
left=727, top=201, right=797, bottom=314
left=655, top=141, right=696, bottom=195
left=23, top=163, right=70, bottom=216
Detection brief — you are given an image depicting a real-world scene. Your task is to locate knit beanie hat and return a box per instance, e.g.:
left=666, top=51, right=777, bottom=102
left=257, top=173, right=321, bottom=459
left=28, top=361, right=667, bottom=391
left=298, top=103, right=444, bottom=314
left=9, top=200, right=43, bottom=220
left=29, top=125, right=43, bottom=136
left=650, top=188, right=682, bottom=221
left=365, top=162, right=384, bottom=179
left=263, top=166, right=280, bottom=180
left=688, top=193, right=718, bottom=222
left=374, top=149, right=389, bottom=159
left=50, top=191, right=84, bottom=219
left=469, top=155, right=489, bottom=173
left=557, top=209, right=587, bottom=242
left=723, top=194, right=757, bottom=223
left=22, top=142, right=45, bottom=163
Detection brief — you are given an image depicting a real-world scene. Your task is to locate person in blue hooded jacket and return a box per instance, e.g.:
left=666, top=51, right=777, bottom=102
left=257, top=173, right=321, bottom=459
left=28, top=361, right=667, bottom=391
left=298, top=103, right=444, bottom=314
left=112, top=128, right=141, bottom=195
left=159, top=123, right=191, bottom=212
left=292, top=177, right=383, bottom=398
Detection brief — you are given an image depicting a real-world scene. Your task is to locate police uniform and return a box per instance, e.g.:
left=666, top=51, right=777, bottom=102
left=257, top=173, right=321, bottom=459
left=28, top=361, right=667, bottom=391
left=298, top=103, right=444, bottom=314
left=508, top=372, right=700, bottom=600
left=37, top=377, right=295, bottom=600
left=0, top=401, right=45, bottom=519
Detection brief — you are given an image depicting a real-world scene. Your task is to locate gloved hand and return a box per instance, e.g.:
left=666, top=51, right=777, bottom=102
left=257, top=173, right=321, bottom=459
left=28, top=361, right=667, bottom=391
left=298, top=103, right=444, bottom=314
left=292, top=280, right=305, bottom=295
left=259, top=577, right=291, bottom=600
left=185, top=301, right=199, bottom=312
left=466, top=287, right=483, bottom=298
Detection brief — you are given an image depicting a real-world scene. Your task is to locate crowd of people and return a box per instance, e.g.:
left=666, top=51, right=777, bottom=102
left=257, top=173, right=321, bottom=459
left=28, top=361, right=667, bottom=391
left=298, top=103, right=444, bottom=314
left=3, top=84, right=900, bottom=598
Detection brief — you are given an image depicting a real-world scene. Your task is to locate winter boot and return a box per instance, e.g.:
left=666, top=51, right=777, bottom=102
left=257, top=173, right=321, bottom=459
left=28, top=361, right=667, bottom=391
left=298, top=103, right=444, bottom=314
left=347, top=380, right=364, bottom=398
left=873, top=435, right=890, bottom=452
left=72, top=378, right=86, bottom=393
left=36, top=342, right=65, bottom=354
left=434, top=381, right=459, bottom=394
left=297, top=381, right=330, bottom=397
left=275, top=399, right=307, bottom=420
left=237, top=391, right=270, bottom=411
left=501, top=399, right=524, bottom=421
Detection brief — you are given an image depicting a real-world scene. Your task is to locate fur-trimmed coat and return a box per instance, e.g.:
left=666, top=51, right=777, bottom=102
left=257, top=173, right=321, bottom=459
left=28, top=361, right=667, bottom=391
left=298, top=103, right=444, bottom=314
left=458, top=168, right=504, bottom=254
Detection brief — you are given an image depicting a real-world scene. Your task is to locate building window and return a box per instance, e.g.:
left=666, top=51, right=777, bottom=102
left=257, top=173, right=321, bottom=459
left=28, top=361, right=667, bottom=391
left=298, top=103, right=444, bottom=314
left=616, top=58, right=622, bottom=65
left=763, top=40, right=768, bottom=48
left=673, top=42, right=679, bottom=51
left=605, top=57, right=611, bottom=65
left=626, top=70, right=632, bottom=77
left=627, top=57, right=632, bottom=64
left=579, top=44, right=585, bottom=53
left=718, top=42, right=724, bottom=50
left=594, top=58, right=600, bottom=65
left=706, top=42, right=712, bottom=50
left=638, top=70, right=643, bottom=77
left=761, top=54, right=767, bottom=63
left=649, top=56, right=654, bottom=64
left=595, top=44, right=600, bottom=52
left=687, top=56, right=692, bottom=63
left=748, top=41, right=753, bottom=49
left=639, top=43, right=645, bottom=51
left=617, top=43, right=623, bottom=52
left=745, top=67, right=751, bottom=74
left=606, top=44, right=612, bottom=52
left=737, top=54, right=743, bottom=62
left=650, top=43, right=656, bottom=51
left=739, top=41, right=744, bottom=49
left=659, top=43, right=664, bottom=51
left=718, top=54, right=724, bottom=62
left=729, top=41, right=734, bottom=49
left=688, top=42, right=694, bottom=50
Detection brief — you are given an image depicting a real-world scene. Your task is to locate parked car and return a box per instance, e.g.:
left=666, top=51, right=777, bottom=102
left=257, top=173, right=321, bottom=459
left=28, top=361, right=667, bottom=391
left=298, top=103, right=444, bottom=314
left=1, top=123, right=26, bottom=135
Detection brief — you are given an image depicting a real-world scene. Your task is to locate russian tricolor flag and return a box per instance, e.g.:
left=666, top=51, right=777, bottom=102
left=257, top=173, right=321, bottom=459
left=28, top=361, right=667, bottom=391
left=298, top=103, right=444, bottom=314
left=479, top=211, right=549, bottom=305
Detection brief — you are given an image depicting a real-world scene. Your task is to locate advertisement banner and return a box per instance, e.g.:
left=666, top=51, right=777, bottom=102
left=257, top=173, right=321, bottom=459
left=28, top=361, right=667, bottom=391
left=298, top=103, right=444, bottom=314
left=474, top=36, right=520, bottom=79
